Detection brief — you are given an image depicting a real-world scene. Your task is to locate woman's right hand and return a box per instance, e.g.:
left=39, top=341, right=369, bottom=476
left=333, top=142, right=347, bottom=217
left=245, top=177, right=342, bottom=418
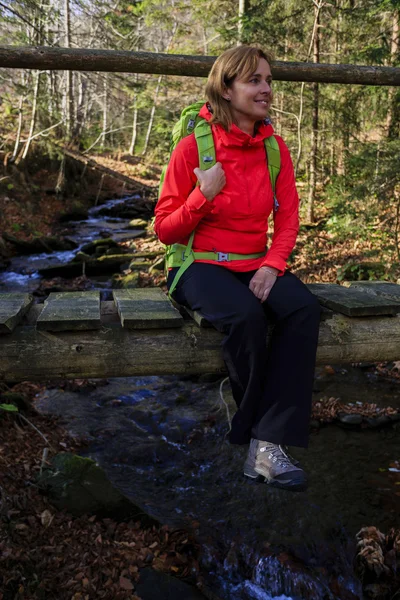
left=193, top=162, right=226, bottom=201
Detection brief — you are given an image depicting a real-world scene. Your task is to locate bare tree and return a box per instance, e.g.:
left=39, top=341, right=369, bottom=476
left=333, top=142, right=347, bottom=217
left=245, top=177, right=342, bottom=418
left=307, top=1, right=321, bottom=223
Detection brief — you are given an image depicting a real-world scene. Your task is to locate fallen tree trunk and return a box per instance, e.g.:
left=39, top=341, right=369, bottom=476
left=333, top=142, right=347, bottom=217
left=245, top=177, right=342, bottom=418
left=1, top=46, right=400, bottom=86
left=0, top=308, right=399, bottom=382
left=61, top=147, right=156, bottom=194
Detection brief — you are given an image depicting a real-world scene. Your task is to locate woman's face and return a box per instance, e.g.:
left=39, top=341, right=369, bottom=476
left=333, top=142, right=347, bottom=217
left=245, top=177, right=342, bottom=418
left=224, top=58, right=273, bottom=131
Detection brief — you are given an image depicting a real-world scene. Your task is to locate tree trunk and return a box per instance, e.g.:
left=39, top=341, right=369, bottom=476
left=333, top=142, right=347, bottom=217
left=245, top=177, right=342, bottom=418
left=386, top=10, right=400, bottom=138
left=141, top=75, right=162, bottom=155
left=141, top=24, right=177, bottom=155
left=11, top=93, right=24, bottom=162
left=129, top=88, right=138, bottom=155
left=20, top=70, right=40, bottom=161
left=238, top=0, right=250, bottom=45
left=101, top=74, right=108, bottom=150
left=64, top=0, right=73, bottom=141
left=307, top=3, right=320, bottom=223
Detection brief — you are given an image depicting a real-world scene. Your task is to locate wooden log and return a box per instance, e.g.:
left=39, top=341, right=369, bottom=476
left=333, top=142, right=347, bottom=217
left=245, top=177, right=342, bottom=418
left=1, top=311, right=400, bottom=382
left=1, top=46, right=400, bottom=86
left=61, top=147, right=155, bottom=193
left=36, top=291, right=101, bottom=331
left=0, top=293, right=33, bottom=334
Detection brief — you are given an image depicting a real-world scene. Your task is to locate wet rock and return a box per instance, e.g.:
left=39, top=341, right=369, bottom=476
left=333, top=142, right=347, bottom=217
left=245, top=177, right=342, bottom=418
left=2, top=233, right=78, bottom=254
left=149, top=256, right=165, bottom=273
left=0, top=235, right=12, bottom=259
left=111, top=272, right=140, bottom=288
left=38, top=452, right=157, bottom=525
left=136, top=567, right=206, bottom=600
left=80, top=238, right=120, bottom=255
left=339, top=413, right=363, bottom=426
left=39, top=255, right=137, bottom=278
left=58, top=202, right=89, bottom=222
left=128, top=218, right=148, bottom=228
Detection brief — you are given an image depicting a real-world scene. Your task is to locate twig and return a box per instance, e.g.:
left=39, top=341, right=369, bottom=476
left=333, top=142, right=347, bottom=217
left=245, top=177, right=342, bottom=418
left=219, top=377, right=232, bottom=437
left=39, top=447, right=49, bottom=477
left=18, top=413, right=53, bottom=448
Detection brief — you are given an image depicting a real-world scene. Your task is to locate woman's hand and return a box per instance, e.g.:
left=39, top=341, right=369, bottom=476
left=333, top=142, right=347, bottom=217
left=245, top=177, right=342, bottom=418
left=249, top=266, right=278, bottom=302
left=194, top=162, right=226, bottom=201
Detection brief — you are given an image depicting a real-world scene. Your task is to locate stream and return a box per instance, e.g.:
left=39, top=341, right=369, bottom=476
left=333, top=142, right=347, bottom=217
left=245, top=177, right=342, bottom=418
left=1, top=194, right=400, bottom=600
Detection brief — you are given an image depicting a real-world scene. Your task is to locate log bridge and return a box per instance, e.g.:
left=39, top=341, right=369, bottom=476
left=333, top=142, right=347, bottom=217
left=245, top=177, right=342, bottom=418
left=1, top=282, right=400, bottom=383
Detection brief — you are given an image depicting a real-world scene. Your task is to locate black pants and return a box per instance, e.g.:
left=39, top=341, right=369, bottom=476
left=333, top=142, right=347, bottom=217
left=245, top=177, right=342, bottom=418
left=168, top=264, right=321, bottom=448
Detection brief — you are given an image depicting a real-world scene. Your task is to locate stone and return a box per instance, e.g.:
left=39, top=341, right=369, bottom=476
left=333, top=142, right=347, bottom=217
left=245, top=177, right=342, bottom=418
left=58, top=202, right=89, bottom=222
left=338, top=413, right=363, bottom=425
left=111, top=272, right=140, bottom=289
left=80, top=238, right=120, bottom=255
left=38, top=452, right=157, bottom=525
left=128, top=218, right=148, bottom=228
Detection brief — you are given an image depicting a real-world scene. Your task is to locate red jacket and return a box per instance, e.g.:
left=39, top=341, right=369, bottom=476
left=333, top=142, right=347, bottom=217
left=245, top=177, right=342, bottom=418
left=155, top=104, right=299, bottom=274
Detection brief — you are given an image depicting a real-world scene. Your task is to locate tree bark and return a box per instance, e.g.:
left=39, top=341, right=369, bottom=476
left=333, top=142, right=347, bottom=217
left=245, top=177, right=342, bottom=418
left=386, top=10, right=400, bottom=138
left=307, top=3, right=321, bottom=223
left=20, top=70, right=40, bottom=161
left=0, top=46, right=399, bottom=85
left=238, top=0, right=250, bottom=45
left=63, top=0, right=73, bottom=141
left=1, top=311, right=400, bottom=382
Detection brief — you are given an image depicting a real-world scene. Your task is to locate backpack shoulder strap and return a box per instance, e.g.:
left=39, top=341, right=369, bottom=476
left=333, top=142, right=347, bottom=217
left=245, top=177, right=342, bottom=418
left=194, top=119, right=216, bottom=171
left=264, top=135, right=280, bottom=193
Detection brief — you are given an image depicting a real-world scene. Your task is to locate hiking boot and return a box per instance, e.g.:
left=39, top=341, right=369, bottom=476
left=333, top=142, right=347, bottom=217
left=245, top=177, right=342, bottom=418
left=244, top=439, right=307, bottom=492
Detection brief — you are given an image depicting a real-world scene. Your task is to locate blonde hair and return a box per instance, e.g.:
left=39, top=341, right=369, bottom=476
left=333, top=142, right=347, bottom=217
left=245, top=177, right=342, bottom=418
left=205, top=46, right=273, bottom=131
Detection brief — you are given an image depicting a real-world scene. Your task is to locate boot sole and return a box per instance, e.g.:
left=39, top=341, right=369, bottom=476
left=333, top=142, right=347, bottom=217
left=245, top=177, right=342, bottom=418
left=244, top=466, right=308, bottom=492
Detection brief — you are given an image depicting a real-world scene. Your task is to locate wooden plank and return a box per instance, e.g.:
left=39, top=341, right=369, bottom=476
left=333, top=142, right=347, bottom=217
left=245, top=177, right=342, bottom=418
left=346, top=281, right=400, bottom=305
left=36, top=291, right=101, bottom=331
left=0, top=293, right=33, bottom=334
left=306, top=283, right=400, bottom=316
left=1, top=315, right=400, bottom=382
left=113, top=288, right=183, bottom=329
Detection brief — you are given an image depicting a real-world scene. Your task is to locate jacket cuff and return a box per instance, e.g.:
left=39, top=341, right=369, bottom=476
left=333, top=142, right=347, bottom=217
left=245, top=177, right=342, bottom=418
left=260, top=256, right=286, bottom=276
left=186, top=187, right=215, bottom=214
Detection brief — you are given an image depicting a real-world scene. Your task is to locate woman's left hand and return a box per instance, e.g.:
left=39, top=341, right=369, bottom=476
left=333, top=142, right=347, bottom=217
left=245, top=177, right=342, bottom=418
left=249, top=266, right=278, bottom=303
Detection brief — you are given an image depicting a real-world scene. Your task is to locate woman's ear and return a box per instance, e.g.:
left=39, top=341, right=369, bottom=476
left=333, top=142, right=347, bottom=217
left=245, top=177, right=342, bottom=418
left=222, top=86, right=231, bottom=101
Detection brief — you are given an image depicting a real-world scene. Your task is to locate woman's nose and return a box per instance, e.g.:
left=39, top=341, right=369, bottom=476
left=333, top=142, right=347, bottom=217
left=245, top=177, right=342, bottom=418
left=261, top=81, right=271, bottom=94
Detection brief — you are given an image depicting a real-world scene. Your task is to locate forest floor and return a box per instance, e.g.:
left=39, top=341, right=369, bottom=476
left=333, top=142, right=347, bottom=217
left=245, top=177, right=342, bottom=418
left=0, top=151, right=400, bottom=599
left=1, top=150, right=399, bottom=285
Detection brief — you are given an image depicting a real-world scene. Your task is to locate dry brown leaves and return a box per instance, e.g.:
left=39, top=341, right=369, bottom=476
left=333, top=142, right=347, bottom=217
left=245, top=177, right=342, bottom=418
left=0, top=383, right=200, bottom=600
left=312, top=396, right=399, bottom=424
left=355, top=526, right=400, bottom=599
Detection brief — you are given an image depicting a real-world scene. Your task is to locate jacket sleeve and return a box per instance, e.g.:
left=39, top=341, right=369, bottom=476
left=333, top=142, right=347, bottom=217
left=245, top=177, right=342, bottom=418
left=261, top=136, right=299, bottom=274
left=154, top=135, right=214, bottom=246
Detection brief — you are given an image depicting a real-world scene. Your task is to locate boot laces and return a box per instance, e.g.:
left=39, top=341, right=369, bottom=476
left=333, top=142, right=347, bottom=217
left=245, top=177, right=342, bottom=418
left=260, top=443, right=294, bottom=469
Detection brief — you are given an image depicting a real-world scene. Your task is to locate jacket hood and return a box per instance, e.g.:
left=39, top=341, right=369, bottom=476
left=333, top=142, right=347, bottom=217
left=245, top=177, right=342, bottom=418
left=198, top=102, right=275, bottom=147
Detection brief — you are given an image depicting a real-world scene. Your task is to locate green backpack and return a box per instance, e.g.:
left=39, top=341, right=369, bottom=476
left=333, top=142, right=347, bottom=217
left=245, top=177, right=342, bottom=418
left=158, top=102, right=281, bottom=297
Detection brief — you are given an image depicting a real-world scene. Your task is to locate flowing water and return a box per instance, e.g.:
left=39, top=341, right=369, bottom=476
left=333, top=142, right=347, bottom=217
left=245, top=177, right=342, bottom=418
left=2, top=194, right=400, bottom=600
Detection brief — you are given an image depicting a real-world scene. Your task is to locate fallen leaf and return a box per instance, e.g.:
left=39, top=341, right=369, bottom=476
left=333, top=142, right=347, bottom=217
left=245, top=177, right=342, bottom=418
left=41, top=510, right=54, bottom=528
left=119, top=576, right=133, bottom=590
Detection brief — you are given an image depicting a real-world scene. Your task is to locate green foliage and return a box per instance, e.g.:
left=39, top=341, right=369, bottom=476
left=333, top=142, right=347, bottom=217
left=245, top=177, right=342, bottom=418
left=0, top=403, right=18, bottom=412
left=336, top=261, right=388, bottom=282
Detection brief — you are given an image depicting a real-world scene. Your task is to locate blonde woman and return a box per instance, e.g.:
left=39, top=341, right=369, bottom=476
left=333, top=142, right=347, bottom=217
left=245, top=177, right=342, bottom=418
left=155, top=46, right=320, bottom=492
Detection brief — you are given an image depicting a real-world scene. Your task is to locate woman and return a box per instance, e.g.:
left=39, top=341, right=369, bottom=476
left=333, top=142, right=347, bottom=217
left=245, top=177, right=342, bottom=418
left=155, top=46, right=320, bottom=492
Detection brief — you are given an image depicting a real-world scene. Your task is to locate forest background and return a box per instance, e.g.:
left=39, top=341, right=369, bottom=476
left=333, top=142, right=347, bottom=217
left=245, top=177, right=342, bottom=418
left=0, top=0, right=399, bottom=283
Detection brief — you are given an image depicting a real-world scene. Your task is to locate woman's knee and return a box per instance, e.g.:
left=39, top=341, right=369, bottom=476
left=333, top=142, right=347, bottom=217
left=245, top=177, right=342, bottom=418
left=231, top=299, right=267, bottom=332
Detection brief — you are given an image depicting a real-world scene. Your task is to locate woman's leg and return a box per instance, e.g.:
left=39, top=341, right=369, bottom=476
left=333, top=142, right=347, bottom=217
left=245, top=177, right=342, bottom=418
left=252, top=270, right=321, bottom=448
left=169, top=263, right=270, bottom=444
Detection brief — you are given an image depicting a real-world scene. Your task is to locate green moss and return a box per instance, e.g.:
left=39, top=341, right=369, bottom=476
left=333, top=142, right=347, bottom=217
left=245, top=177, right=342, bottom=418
left=327, top=314, right=351, bottom=342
